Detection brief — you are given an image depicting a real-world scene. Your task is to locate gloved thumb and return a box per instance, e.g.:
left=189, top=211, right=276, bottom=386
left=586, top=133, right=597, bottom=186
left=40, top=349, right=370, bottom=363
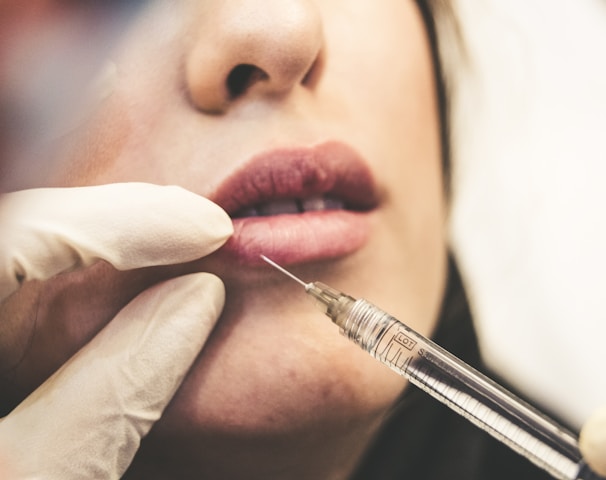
left=579, top=405, right=606, bottom=476
left=0, top=272, right=224, bottom=480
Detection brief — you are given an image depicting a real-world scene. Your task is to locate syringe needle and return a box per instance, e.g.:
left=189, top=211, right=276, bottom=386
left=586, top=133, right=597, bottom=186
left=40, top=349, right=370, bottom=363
left=260, top=255, right=308, bottom=288
left=260, top=254, right=353, bottom=316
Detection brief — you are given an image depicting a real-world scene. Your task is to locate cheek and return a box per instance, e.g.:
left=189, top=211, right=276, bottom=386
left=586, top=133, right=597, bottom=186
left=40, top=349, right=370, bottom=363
left=323, top=1, right=432, bottom=116
left=319, top=0, right=441, bottom=200
left=49, top=95, right=134, bottom=187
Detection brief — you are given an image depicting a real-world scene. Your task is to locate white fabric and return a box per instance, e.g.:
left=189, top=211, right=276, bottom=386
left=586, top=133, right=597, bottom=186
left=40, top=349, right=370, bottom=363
left=443, top=0, right=606, bottom=472
left=0, top=183, right=233, bottom=479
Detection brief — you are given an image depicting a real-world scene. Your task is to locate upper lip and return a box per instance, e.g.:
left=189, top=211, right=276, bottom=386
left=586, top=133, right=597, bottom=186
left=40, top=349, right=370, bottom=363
left=210, top=141, right=380, bottom=216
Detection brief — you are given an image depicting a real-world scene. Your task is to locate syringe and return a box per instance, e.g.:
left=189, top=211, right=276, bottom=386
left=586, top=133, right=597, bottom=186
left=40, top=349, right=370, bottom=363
left=260, top=255, right=605, bottom=480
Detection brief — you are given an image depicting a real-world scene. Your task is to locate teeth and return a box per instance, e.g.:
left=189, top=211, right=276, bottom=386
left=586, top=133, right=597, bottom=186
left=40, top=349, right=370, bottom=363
left=257, top=199, right=300, bottom=216
left=300, top=195, right=345, bottom=212
left=235, top=195, right=346, bottom=218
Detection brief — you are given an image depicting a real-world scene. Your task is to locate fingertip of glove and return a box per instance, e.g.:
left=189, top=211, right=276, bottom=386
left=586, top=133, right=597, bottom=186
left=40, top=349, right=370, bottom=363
left=579, top=405, right=606, bottom=476
left=174, top=271, right=226, bottom=312
left=107, top=184, right=233, bottom=266
left=161, top=185, right=233, bottom=252
left=158, top=272, right=226, bottom=334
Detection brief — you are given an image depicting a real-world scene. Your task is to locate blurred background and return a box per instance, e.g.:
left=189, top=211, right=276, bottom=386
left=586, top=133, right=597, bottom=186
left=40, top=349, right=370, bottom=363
left=0, top=0, right=144, bottom=191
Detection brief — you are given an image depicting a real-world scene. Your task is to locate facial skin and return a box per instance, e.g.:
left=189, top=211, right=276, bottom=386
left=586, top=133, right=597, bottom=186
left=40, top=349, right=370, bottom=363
left=0, top=1, right=446, bottom=478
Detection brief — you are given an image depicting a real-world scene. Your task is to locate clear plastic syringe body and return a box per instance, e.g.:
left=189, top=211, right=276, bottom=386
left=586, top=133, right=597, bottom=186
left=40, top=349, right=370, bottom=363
left=305, top=281, right=604, bottom=480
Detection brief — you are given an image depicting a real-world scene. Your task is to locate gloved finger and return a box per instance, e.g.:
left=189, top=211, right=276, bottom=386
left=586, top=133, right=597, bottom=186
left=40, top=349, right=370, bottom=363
left=579, top=405, right=606, bottom=476
left=0, top=272, right=224, bottom=480
left=0, top=183, right=232, bottom=300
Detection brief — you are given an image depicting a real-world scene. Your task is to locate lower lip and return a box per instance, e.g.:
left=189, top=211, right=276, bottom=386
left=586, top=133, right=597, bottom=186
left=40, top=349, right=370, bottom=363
left=219, top=210, right=373, bottom=266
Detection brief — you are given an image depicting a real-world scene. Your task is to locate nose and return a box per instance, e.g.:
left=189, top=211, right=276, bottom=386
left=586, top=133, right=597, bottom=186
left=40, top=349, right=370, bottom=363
left=185, top=0, right=324, bottom=114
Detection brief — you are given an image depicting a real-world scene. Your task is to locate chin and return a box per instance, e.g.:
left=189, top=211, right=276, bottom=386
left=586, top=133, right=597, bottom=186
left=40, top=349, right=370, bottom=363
left=153, top=301, right=407, bottom=439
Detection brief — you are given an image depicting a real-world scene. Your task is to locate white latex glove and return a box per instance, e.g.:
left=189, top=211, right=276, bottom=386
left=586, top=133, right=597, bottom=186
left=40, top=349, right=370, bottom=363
left=580, top=407, right=606, bottom=476
left=0, top=183, right=233, bottom=479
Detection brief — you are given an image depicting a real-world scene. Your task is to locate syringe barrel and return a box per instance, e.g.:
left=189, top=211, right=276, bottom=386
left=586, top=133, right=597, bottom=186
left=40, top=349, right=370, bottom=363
left=333, top=298, right=603, bottom=480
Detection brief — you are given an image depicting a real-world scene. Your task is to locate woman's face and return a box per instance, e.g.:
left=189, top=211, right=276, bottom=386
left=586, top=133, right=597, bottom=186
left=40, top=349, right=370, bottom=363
left=1, top=0, right=446, bottom=476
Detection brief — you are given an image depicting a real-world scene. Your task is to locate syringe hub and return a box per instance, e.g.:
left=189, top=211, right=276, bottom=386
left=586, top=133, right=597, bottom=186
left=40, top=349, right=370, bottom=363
left=305, top=282, right=356, bottom=327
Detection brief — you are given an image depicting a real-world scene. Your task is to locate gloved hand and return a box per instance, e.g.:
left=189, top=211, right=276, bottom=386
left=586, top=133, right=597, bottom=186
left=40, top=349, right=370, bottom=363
left=0, top=183, right=233, bottom=479
left=580, top=407, right=606, bottom=476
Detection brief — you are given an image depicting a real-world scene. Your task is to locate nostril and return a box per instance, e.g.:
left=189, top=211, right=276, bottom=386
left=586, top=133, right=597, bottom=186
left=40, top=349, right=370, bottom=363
left=227, top=64, right=269, bottom=99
